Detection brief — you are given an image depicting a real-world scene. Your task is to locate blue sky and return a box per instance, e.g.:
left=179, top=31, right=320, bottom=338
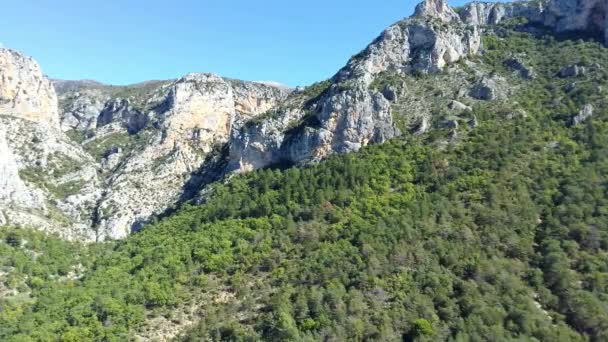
left=1, top=0, right=507, bottom=87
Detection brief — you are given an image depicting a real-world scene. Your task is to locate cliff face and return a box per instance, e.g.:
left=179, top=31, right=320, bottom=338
left=90, top=74, right=289, bottom=239
left=0, top=46, right=289, bottom=240
left=0, top=49, right=59, bottom=127
left=458, top=0, right=608, bottom=45
left=0, top=49, right=99, bottom=240
left=227, top=0, right=608, bottom=175
left=545, top=0, right=607, bottom=41
left=228, top=4, right=481, bottom=173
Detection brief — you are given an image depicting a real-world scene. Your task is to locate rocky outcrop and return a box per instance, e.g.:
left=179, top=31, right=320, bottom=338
left=449, top=100, right=472, bottom=112
left=572, top=104, right=594, bottom=125
left=469, top=76, right=509, bottom=100
left=0, top=48, right=59, bottom=128
left=458, top=0, right=608, bottom=46
left=545, top=0, right=608, bottom=44
left=458, top=1, right=547, bottom=26
left=51, top=73, right=290, bottom=239
left=0, top=126, right=41, bottom=209
left=414, top=0, right=461, bottom=23
left=504, top=57, right=536, bottom=79
left=92, top=74, right=289, bottom=239
left=559, top=64, right=586, bottom=78
left=0, top=49, right=100, bottom=240
left=228, top=1, right=481, bottom=172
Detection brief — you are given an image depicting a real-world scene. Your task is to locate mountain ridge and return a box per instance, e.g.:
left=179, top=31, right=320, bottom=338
left=0, top=0, right=606, bottom=240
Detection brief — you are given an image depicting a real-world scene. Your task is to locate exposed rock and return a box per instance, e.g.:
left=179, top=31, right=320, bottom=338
left=571, top=104, right=594, bottom=125
left=459, top=0, right=608, bottom=46
left=414, top=0, right=461, bottom=23
left=469, top=76, right=508, bottom=100
left=545, top=0, right=608, bottom=45
left=439, top=118, right=459, bottom=129
left=504, top=109, right=528, bottom=120
left=449, top=100, right=472, bottom=112
left=97, top=98, right=148, bottom=134
left=93, top=74, right=290, bottom=239
left=413, top=116, right=431, bottom=135
left=0, top=48, right=59, bottom=128
left=504, top=57, right=536, bottom=79
left=382, top=85, right=398, bottom=102
left=229, top=6, right=481, bottom=173
left=564, top=82, right=577, bottom=92
left=0, top=125, right=41, bottom=209
left=468, top=115, right=479, bottom=128
left=0, top=49, right=100, bottom=240
left=458, top=1, right=547, bottom=26
left=559, top=64, right=586, bottom=78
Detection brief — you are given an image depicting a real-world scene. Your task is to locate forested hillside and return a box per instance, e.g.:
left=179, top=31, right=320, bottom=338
left=2, top=22, right=608, bottom=342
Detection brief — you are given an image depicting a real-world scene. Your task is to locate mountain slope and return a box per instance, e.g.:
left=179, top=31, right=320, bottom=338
left=0, top=51, right=289, bottom=240
left=1, top=1, right=608, bottom=339
left=3, top=0, right=607, bottom=241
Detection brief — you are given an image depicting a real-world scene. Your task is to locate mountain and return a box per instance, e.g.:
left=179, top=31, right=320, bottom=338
left=1, top=0, right=607, bottom=241
left=1, top=0, right=608, bottom=340
left=0, top=56, right=289, bottom=240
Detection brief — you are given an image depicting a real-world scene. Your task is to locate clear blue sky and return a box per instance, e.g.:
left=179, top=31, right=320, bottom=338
left=1, top=0, right=508, bottom=87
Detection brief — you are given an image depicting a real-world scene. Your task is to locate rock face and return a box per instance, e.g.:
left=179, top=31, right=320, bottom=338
left=458, top=0, right=608, bottom=46
left=0, top=49, right=99, bottom=240
left=0, top=126, right=40, bottom=208
left=414, top=0, right=461, bottom=23
left=0, top=49, right=59, bottom=128
left=80, top=74, right=289, bottom=239
left=545, top=0, right=608, bottom=43
left=0, top=47, right=289, bottom=240
left=228, top=0, right=481, bottom=172
left=458, top=1, right=547, bottom=26
left=223, top=0, right=608, bottom=177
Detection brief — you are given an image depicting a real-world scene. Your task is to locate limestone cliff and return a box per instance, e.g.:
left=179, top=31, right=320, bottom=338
left=227, top=0, right=481, bottom=173
left=458, top=0, right=608, bottom=45
left=0, top=49, right=99, bottom=240
left=0, top=48, right=59, bottom=127
left=226, top=0, right=607, bottom=175
left=54, top=74, right=289, bottom=239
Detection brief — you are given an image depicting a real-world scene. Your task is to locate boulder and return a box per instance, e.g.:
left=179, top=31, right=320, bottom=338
left=448, top=100, right=472, bottom=112
left=469, top=76, right=508, bottom=101
left=559, top=65, right=586, bottom=78
left=382, top=85, right=398, bottom=102
left=572, top=104, right=594, bottom=125
left=504, top=57, right=535, bottom=79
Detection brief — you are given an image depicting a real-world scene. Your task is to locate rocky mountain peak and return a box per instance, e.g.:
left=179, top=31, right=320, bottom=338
left=414, top=0, right=461, bottom=23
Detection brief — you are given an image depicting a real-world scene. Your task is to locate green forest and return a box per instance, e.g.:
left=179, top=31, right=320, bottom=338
left=1, top=27, right=608, bottom=341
